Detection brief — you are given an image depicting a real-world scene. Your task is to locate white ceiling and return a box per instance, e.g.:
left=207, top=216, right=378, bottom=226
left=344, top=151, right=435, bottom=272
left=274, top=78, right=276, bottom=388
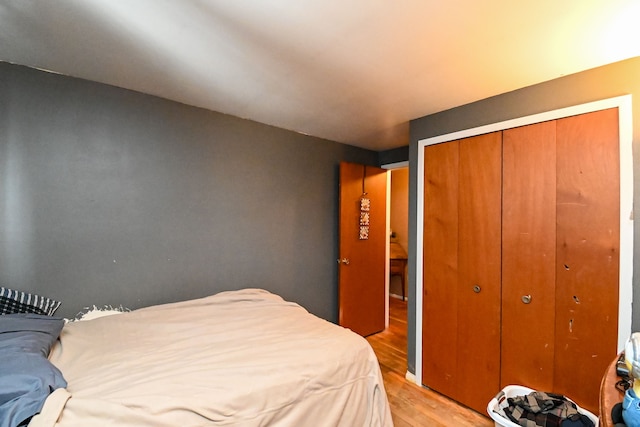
left=1, top=1, right=639, bottom=151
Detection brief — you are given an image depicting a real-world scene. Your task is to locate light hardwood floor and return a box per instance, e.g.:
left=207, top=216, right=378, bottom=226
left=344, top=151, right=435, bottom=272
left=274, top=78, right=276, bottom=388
left=366, top=297, right=493, bottom=427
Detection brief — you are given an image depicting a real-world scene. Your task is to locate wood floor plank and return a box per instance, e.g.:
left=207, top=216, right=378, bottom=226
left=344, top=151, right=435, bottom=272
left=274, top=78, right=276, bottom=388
left=367, top=298, right=493, bottom=426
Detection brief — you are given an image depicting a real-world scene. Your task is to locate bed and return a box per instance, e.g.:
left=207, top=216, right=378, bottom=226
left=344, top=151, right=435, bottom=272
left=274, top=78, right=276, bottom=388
left=2, top=288, right=392, bottom=427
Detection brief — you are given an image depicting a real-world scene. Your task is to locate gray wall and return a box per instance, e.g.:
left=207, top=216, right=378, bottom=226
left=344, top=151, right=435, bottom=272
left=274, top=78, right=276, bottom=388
left=408, top=56, right=640, bottom=374
left=378, top=146, right=409, bottom=166
left=0, top=62, right=378, bottom=320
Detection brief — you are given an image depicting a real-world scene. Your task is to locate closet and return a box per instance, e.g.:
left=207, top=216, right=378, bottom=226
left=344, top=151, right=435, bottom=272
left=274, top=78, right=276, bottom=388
left=421, top=108, right=620, bottom=415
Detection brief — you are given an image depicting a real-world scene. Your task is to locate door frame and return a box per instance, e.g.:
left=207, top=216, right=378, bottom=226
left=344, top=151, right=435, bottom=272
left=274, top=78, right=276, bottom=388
left=414, top=95, right=634, bottom=386
left=381, top=161, right=410, bottom=327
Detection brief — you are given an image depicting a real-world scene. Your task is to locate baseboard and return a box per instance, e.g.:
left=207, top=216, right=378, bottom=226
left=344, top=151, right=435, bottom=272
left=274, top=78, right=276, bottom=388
left=405, top=370, right=419, bottom=385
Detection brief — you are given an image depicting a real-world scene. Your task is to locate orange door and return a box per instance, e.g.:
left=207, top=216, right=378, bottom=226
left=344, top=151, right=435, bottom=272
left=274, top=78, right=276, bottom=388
left=422, top=132, right=502, bottom=414
left=422, top=141, right=460, bottom=400
left=422, top=109, right=620, bottom=415
left=554, top=108, right=620, bottom=413
left=456, top=132, right=502, bottom=413
left=501, top=121, right=557, bottom=391
left=338, top=162, right=387, bottom=337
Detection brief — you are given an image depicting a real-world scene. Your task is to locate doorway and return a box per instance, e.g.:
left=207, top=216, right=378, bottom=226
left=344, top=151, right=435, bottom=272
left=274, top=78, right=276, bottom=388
left=337, top=161, right=409, bottom=337
left=388, top=167, right=409, bottom=301
left=382, top=164, right=410, bottom=372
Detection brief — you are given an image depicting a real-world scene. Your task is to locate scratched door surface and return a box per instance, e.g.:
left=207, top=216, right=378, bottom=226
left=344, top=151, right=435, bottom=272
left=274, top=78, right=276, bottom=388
left=553, top=108, right=620, bottom=413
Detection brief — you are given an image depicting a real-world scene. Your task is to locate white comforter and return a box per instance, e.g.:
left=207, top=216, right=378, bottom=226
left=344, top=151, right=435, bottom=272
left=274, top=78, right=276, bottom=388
left=30, top=289, right=393, bottom=426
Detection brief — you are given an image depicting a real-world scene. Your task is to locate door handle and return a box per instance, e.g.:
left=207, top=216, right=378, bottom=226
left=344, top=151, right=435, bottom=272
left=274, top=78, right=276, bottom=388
left=521, top=294, right=532, bottom=304
left=337, top=258, right=350, bottom=265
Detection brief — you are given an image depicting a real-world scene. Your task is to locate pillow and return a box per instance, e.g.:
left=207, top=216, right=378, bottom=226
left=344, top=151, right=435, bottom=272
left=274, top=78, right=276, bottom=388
left=0, top=314, right=67, bottom=427
left=0, top=287, right=61, bottom=316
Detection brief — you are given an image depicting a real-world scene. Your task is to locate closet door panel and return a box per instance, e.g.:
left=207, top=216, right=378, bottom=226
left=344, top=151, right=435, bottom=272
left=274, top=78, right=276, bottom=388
left=422, top=142, right=459, bottom=398
left=501, top=121, right=557, bottom=391
left=555, top=108, right=620, bottom=413
left=456, top=132, right=502, bottom=413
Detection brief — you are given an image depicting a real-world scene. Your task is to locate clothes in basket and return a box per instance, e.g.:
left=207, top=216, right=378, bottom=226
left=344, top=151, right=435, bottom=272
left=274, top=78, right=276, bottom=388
left=502, top=391, right=594, bottom=427
left=488, top=386, right=597, bottom=427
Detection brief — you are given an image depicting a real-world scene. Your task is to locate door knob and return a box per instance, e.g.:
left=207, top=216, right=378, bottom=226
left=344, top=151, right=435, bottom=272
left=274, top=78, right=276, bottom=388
left=337, top=258, right=350, bottom=265
left=521, top=294, right=532, bottom=304
left=473, top=285, right=481, bottom=293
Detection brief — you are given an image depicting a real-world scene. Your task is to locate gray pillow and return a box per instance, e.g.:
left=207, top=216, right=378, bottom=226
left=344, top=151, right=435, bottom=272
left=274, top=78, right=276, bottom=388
left=0, top=314, right=67, bottom=427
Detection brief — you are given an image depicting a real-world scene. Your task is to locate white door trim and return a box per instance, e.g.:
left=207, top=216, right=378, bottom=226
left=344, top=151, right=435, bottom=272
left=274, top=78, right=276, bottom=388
left=414, top=95, right=634, bottom=386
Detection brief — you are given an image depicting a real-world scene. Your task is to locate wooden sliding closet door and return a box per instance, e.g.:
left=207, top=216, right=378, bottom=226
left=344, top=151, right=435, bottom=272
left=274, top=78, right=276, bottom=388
left=422, top=107, right=620, bottom=415
left=501, top=121, right=557, bottom=391
left=422, top=132, right=501, bottom=414
left=456, top=133, right=502, bottom=412
left=554, top=108, right=620, bottom=412
left=422, top=141, right=459, bottom=401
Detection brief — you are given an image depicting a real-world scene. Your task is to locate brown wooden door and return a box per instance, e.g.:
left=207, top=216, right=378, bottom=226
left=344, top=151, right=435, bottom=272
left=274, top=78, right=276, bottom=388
left=502, top=110, right=619, bottom=413
left=456, top=133, right=502, bottom=412
left=554, top=108, right=620, bottom=413
left=422, top=132, right=502, bottom=414
left=501, top=121, right=557, bottom=391
left=338, top=161, right=387, bottom=337
left=422, top=108, right=620, bottom=414
left=422, top=141, right=460, bottom=400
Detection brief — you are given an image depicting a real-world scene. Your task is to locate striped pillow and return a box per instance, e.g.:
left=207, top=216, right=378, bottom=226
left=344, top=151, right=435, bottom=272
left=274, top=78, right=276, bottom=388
left=0, top=287, right=61, bottom=316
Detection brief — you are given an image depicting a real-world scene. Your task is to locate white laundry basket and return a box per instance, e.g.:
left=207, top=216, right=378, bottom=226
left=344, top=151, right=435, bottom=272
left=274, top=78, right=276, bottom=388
left=486, top=385, right=599, bottom=427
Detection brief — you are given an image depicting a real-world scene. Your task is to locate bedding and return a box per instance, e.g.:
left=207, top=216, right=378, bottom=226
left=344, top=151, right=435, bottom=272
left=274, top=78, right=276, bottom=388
left=28, top=289, right=393, bottom=426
